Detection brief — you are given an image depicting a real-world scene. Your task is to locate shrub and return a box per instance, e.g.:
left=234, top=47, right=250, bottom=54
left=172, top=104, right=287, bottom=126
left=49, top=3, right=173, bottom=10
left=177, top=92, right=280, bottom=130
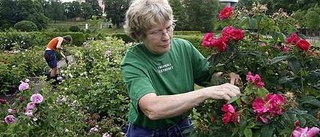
left=69, top=25, right=82, bottom=32
left=0, top=30, right=35, bottom=50
left=42, top=32, right=87, bottom=47
left=0, top=46, right=48, bottom=94
left=175, top=31, right=202, bottom=35
left=194, top=4, right=320, bottom=137
left=57, top=37, right=130, bottom=136
left=110, top=33, right=135, bottom=43
left=14, top=20, right=38, bottom=32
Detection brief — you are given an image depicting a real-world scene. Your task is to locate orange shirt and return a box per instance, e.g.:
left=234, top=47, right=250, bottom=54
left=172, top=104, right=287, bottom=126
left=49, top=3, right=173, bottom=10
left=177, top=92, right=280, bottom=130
left=46, top=37, right=59, bottom=51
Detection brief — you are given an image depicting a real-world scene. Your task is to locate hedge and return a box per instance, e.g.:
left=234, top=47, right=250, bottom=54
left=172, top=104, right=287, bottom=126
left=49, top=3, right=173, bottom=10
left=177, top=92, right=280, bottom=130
left=0, top=32, right=87, bottom=51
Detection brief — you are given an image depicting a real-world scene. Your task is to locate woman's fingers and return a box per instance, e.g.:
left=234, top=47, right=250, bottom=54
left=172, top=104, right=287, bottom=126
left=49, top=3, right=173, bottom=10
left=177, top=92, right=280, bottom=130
left=226, top=72, right=241, bottom=85
left=219, top=84, right=241, bottom=100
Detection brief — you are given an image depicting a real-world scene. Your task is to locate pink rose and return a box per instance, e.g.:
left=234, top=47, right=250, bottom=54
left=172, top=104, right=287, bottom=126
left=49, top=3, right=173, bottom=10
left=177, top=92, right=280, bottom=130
left=201, top=33, right=215, bottom=47
left=221, top=104, right=240, bottom=124
left=18, top=82, right=29, bottom=91
left=30, top=93, right=43, bottom=104
left=25, top=110, right=33, bottom=117
left=0, top=98, right=6, bottom=104
left=4, top=115, right=16, bottom=124
left=230, top=28, right=245, bottom=41
left=212, top=37, right=228, bottom=52
left=291, top=127, right=320, bottom=137
left=27, top=102, right=36, bottom=110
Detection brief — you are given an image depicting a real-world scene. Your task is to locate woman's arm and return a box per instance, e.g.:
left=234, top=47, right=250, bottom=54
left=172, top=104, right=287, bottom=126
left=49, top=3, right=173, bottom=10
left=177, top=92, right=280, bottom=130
left=56, top=37, right=68, bottom=61
left=56, top=37, right=64, bottom=50
left=139, top=83, right=240, bottom=120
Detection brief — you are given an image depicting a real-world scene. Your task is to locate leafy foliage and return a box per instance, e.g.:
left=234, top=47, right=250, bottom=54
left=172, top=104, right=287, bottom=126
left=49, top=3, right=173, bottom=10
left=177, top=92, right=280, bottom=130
left=0, top=78, right=87, bottom=136
left=54, top=37, right=130, bottom=136
left=0, top=36, right=129, bottom=136
left=193, top=3, right=320, bottom=137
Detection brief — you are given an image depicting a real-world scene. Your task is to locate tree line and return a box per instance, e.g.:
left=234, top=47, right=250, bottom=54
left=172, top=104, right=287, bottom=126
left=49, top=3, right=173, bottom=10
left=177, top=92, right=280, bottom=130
left=0, top=0, right=319, bottom=32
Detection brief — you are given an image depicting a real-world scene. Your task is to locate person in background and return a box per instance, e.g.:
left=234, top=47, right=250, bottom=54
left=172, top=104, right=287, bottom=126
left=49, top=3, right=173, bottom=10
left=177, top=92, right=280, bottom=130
left=44, top=35, right=72, bottom=84
left=120, top=0, right=241, bottom=136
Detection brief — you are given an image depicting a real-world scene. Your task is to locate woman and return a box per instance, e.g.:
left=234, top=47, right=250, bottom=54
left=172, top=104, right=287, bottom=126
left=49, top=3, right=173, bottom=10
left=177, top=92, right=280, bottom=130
left=44, top=35, right=72, bottom=84
left=121, top=0, right=241, bottom=136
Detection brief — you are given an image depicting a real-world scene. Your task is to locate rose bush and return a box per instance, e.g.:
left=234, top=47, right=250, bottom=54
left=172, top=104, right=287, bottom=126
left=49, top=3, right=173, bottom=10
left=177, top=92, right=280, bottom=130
left=0, top=78, right=88, bottom=136
left=192, top=3, right=320, bottom=137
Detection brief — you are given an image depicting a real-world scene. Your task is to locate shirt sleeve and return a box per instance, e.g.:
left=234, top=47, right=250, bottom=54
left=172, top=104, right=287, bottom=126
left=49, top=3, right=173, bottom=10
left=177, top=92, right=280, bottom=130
left=120, top=55, right=155, bottom=113
left=187, top=41, right=211, bottom=86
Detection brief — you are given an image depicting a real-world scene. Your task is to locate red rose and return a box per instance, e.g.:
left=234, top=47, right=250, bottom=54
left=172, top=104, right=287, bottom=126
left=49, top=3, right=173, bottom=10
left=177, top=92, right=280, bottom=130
left=296, top=39, right=310, bottom=51
left=219, top=6, right=233, bottom=20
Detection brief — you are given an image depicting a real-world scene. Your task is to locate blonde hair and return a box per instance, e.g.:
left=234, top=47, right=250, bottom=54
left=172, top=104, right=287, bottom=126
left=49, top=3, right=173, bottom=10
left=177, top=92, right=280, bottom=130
left=123, top=0, right=173, bottom=42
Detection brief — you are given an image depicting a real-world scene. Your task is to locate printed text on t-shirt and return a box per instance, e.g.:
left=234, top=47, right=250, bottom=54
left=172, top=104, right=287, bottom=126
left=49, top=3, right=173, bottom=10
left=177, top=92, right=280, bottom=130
left=157, top=63, right=173, bottom=73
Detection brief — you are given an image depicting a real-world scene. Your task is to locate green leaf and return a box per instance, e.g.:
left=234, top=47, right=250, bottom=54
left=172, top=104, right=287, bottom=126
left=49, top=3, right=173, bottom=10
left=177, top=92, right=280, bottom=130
left=279, top=127, right=294, bottom=136
left=261, top=124, right=274, bottom=137
left=240, top=17, right=249, bottom=27
left=249, top=17, right=256, bottom=29
left=288, top=57, right=301, bottom=74
left=246, top=121, right=256, bottom=128
left=278, top=76, right=297, bottom=84
left=227, top=96, right=239, bottom=104
left=256, top=87, right=268, bottom=98
left=278, top=33, right=287, bottom=42
left=300, top=114, right=320, bottom=126
left=271, top=32, right=279, bottom=41
left=282, top=111, right=298, bottom=123
left=298, top=117, right=307, bottom=126
left=270, top=55, right=291, bottom=65
left=271, top=25, right=280, bottom=32
left=300, top=97, right=320, bottom=107
left=244, top=128, right=253, bottom=137
left=244, top=85, right=253, bottom=95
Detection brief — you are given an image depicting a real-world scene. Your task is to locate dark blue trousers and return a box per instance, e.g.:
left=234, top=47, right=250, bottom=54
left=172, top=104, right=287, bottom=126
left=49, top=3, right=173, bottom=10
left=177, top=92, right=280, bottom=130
left=125, top=118, right=194, bottom=137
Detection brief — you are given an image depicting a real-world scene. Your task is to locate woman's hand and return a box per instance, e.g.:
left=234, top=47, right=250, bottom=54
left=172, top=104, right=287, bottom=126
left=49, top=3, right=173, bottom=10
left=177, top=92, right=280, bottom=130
left=212, top=72, right=241, bottom=85
left=201, top=83, right=240, bottom=101
left=226, top=72, right=241, bottom=85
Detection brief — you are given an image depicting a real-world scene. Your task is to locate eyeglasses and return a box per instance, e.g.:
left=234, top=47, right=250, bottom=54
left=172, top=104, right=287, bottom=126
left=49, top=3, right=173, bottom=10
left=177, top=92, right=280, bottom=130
left=147, top=24, right=175, bottom=38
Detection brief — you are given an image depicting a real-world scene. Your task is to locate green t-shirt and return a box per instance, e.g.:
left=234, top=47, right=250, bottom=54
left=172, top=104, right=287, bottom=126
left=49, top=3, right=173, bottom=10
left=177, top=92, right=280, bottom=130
left=120, top=38, right=210, bottom=129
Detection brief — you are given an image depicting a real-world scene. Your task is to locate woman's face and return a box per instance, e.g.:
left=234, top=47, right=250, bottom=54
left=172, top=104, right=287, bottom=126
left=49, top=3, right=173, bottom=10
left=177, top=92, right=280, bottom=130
left=143, top=21, right=174, bottom=55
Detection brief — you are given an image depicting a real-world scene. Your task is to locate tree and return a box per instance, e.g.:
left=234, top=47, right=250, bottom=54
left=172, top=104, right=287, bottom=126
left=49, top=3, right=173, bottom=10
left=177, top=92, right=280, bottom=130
left=238, top=0, right=320, bottom=14
left=64, top=1, right=82, bottom=19
left=305, top=5, right=320, bottom=36
left=183, top=0, right=219, bottom=32
left=43, top=0, right=65, bottom=22
left=81, top=2, right=94, bottom=20
left=85, top=0, right=103, bottom=18
left=292, top=10, right=307, bottom=29
left=0, top=0, right=48, bottom=30
left=21, top=0, right=48, bottom=30
left=169, top=0, right=188, bottom=31
left=104, top=0, right=129, bottom=28
left=0, top=0, right=17, bottom=30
